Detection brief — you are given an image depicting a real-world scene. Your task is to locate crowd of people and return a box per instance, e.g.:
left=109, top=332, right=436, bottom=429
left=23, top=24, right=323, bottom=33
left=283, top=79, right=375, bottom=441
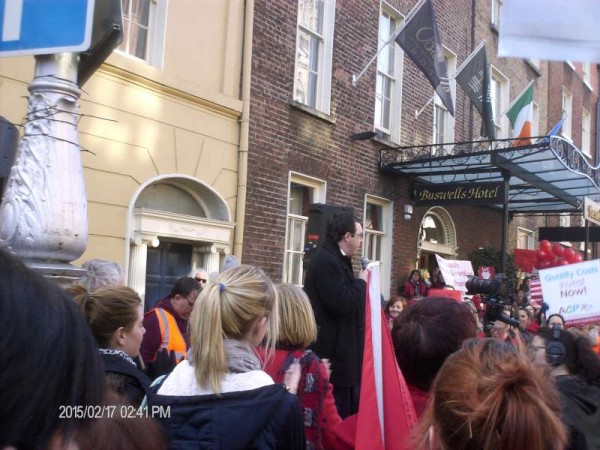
left=3, top=211, right=600, bottom=449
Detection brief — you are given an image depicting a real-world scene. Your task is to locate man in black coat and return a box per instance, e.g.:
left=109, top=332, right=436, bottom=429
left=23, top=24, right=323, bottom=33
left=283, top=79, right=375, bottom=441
left=304, top=212, right=367, bottom=418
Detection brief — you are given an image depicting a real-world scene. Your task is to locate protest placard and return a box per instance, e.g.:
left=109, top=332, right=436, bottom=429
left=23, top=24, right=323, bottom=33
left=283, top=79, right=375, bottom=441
left=435, top=254, right=474, bottom=293
left=539, top=259, right=600, bottom=326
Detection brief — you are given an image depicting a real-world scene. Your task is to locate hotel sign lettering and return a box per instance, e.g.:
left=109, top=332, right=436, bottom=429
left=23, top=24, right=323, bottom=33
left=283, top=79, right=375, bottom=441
left=584, top=197, right=600, bottom=226
left=414, top=182, right=505, bottom=206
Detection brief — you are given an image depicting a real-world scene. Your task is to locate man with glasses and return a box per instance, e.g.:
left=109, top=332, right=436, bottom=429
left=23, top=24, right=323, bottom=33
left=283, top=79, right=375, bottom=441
left=304, top=211, right=368, bottom=418
left=140, top=276, right=201, bottom=368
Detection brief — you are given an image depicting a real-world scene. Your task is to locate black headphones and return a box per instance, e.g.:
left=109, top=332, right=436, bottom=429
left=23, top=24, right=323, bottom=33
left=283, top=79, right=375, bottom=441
left=546, top=325, right=567, bottom=366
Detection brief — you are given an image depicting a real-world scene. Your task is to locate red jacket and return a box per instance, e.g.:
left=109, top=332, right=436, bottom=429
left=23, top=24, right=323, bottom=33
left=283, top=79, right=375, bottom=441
left=259, top=347, right=342, bottom=450
left=403, top=280, right=428, bottom=299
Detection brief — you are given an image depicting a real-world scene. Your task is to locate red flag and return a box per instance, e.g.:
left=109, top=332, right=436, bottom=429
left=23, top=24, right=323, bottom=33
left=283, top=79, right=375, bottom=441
left=354, top=263, right=417, bottom=450
left=530, top=279, right=543, bottom=308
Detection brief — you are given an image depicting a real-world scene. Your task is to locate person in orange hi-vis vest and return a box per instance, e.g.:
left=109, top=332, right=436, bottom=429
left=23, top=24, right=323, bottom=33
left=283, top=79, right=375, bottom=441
left=140, top=277, right=201, bottom=370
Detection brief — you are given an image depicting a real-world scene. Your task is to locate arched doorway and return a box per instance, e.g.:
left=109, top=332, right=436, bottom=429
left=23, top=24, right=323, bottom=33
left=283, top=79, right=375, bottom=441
left=417, top=207, right=458, bottom=273
left=125, top=175, right=234, bottom=309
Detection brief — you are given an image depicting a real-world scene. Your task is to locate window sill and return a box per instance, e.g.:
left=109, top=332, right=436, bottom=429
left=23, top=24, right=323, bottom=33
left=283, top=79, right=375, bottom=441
left=584, top=79, right=594, bottom=92
left=289, top=101, right=336, bottom=124
left=372, top=133, right=400, bottom=148
left=525, top=59, right=542, bottom=76
left=490, top=23, right=500, bottom=34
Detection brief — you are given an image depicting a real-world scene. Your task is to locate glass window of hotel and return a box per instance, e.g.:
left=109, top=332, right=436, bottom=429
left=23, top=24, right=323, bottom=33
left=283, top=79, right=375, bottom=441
left=517, top=227, right=536, bottom=249
left=421, top=214, right=446, bottom=245
left=561, top=86, right=573, bottom=140
left=491, top=0, right=503, bottom=29
left=374, top=5, right=404, bottom=143
left=490, top=67, right=509, bottom=139
left=284, top=175, right=325, bottom=285
left=363, top=196, right=393, bottom=297
left=582, top=108, right=591, bottom=157
left=364, top=203, right=383, bottom=263
left=433, top=48, right=456, bottom=150
left=118, top=0, right=166, bottom=67
left=293, top=0, right=335, bottom=114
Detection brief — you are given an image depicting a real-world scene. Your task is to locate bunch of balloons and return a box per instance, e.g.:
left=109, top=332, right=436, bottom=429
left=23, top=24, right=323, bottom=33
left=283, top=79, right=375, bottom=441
left=534, top=240, right=583, bottom=270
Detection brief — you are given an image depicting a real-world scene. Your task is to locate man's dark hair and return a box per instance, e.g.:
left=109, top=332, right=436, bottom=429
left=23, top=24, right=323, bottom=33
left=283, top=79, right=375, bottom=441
left=0, top=248, right=105, bottom=448
left=169, top=276, right=201, bottom=299
left=325, top=212, right=357, bottom=243
left=391, top=297, right=477, bottom=391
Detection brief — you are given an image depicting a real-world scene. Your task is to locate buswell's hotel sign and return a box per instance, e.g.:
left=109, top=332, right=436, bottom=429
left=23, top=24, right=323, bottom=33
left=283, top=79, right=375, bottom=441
left=413, top=182, right=505, bottom=206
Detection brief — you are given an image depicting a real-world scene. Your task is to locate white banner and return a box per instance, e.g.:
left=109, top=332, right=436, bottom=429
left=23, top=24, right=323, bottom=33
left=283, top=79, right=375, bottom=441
left=499, top=0, right=600, bottom=63
left=539, top=259, right=600, bottom=326
left=435, top=254, right=474, bottom=293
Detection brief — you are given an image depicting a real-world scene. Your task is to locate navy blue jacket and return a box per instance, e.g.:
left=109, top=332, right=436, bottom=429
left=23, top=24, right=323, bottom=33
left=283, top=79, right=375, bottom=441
left=304, top=240, right=367, bottom=388
left=101, top=352, right=151, bottom=408
left=147, top=383, right=305, bottom=449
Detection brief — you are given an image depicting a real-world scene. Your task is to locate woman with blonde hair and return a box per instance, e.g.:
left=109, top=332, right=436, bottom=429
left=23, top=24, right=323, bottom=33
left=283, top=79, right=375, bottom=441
left=149, top=265, right=305, bottom=449
left=417, top=338, right=567, bottom=450
left=259, top=283, right=341, bottom=449
left=74, top=286, right=151, bottom=407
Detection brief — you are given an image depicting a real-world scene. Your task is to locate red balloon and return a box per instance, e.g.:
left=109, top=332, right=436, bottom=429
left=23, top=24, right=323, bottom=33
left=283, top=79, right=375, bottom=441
left=563, top=248, right=575, bottom=261
left=572, top=253, right=583, bottom=263
left=545, top=252, right=558, bottom=263
left=538, top=260, right=552, bottom=269
left=552, top=243, right=565, bottom=257
left=557, top=258, right=570, bottom=266
left=539, top=240, right=552, bottom=252
left=536, top=249, right=548, bottom=261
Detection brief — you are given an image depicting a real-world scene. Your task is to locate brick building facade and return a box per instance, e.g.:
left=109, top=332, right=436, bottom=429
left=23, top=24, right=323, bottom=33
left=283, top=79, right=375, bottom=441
left=244, top=0, right=598, bottom=298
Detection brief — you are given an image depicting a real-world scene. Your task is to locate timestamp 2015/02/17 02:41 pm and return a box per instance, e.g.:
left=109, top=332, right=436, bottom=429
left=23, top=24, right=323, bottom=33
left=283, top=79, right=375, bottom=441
left=58, top=404, right=171, bottom=420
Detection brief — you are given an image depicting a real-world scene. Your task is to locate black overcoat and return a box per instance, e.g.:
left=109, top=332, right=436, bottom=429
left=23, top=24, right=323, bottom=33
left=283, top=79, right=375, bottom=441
left=304, top=240, right=367, bottom=388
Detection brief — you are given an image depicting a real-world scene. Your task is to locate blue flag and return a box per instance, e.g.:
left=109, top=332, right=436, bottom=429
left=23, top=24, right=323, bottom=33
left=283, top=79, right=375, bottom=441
left=546, top=118, right=565, bottom=137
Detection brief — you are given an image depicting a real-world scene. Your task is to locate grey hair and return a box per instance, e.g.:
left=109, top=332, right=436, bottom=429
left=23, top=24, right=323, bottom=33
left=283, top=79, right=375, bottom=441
left=78, top=259, right=124, bottom=292
left=189, top=267, right=208, bottom=277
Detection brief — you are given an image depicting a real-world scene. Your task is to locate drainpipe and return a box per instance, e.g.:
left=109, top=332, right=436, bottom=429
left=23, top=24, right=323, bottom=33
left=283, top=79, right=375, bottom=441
left=233, top=0, right=254, bottom=261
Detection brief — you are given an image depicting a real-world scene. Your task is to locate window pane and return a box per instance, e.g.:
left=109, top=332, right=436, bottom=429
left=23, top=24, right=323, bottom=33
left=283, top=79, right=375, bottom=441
left=422, top=214, right=446, bottom=244
left=292, top=219, right=304, bottom=251
left=365, top=204, right=383, bottom=231
left=119, top=0, right=150, bottom=60
left=375, top=75, right=383, bottom=127
left=299, top=0, right=324, bottom=34
left=295, top=31, right=320, bottom=107
left=290, top=253, right=302, bottom=284
left=290, top=184, right=310, bottom=215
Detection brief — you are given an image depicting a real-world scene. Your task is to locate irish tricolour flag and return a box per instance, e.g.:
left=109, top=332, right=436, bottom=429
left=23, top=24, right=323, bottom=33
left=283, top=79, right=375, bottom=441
left=506, top=80, right=535, bottom=146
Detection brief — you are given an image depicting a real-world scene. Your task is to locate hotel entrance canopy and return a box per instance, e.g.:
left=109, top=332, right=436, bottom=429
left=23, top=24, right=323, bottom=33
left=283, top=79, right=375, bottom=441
left=379, top=136, right=600, bottom=214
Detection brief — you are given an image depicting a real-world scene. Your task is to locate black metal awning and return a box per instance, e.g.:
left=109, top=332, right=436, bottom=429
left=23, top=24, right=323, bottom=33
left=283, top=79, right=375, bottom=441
left=380, top=136, right=600, bottom=214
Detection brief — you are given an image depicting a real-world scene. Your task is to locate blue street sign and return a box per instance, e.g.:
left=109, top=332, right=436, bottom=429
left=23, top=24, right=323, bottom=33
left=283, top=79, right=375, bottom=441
left=0, top=0, right=95, bottom=57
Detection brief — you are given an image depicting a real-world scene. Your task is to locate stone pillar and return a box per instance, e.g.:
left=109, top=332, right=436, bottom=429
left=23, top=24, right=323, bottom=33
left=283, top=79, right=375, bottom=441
left=194, top=244, right=220, bottom=276
left=129, top=234, right=159, bottom=305
left=0, top=53, right=87, bottom=263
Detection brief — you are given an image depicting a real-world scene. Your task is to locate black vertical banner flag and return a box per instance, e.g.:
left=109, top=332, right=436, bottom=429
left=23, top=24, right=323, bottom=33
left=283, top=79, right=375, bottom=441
left=394, top=0, right=454, bottom=116
left=455, top=43, right=496, bottom=140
